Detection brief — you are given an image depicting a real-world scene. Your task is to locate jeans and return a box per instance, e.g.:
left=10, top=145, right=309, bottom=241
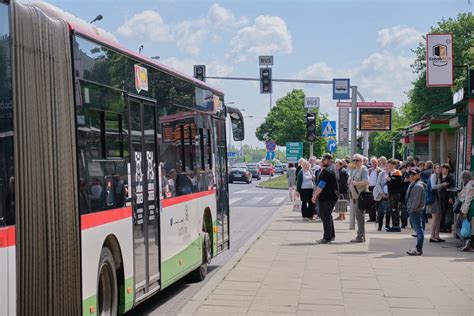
left=377, top=198, right=389, bottom=230
left=409, top=211, right=424, bottom=251
left=319, top=200, right=336, bottom=241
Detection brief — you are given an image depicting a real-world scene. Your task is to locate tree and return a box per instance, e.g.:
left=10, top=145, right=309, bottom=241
left=404, top=12, right=473, bottom=122
left=369, top=109, right=409, bottom=159
left=255, top=89, right=327, bottom=157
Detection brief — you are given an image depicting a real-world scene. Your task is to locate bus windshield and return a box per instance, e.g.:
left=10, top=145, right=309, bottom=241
left=0, top=2, right=14, bottom=227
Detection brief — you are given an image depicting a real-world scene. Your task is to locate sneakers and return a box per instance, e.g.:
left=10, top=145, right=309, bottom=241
left=411, top=234, right=417, bottom=238
left=407, top=248, right=423, bottom=256
left=350, top=236, right=365, bottom=243
left=461, top=239, right=471, bottom=252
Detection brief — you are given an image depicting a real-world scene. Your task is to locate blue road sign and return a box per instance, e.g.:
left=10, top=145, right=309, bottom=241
left=227, top=151, right=236, bottom=158
left=266, top=151, right=275, bottom=160
left=322, top=121, right=337, bottom=137
left=333, top=78, right=350, bottom=100
left=327, top=139, right=337, bottom=153
left=265, top=140, right=277, bottom=152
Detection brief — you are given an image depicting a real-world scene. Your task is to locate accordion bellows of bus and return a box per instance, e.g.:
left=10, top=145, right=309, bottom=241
left=0, top=1, right=244, bottom=315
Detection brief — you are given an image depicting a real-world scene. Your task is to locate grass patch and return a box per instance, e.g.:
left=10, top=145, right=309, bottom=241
left=258, top=174, right=288, bottom=189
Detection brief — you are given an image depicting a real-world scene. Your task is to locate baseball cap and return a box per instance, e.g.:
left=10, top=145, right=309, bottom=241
left=408, top=167, right=421, bottom=175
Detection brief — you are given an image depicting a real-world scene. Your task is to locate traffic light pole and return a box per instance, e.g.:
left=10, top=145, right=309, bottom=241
left=350, top=86, right=358, bottom=157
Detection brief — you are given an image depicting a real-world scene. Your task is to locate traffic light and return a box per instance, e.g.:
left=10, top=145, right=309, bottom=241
left=260, top=67, right=272, bottom=94
left=194, top=65, right=206, bottom=82
left=357, top=136, right=363, bottom=151
left=306, top=112, right=316, bottom=142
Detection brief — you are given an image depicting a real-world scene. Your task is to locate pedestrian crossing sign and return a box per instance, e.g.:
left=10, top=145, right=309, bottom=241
left=322, top=121, right=336, bottom=137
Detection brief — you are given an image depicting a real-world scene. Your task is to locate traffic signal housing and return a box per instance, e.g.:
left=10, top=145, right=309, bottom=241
left=306, top=112, right=317, bottom=142
left=194, top=65, right=206, bottom=82
left=260, top=67, right=272, bottom=94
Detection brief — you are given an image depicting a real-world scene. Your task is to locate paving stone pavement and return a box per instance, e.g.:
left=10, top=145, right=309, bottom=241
left=181, top=204, right=474, bottom=315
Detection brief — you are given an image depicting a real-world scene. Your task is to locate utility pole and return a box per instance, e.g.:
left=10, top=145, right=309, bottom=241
left=350, top=86, right=358, bottom=157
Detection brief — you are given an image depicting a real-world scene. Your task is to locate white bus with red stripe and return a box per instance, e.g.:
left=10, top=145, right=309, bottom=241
left=0, top=1, right=244, bottom=315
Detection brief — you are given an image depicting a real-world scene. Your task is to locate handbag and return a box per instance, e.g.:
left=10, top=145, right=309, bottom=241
left=335, top=194, right=349, bottom=213
left=461, top=219, right=472, bottom=238
left=358, top=191, right=373, bottom=211
left=293, top=199, right=302, bottom=212
left=453, top=200, right=463, bottom=214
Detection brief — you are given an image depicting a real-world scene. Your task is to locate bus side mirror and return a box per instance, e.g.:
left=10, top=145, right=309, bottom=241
left=226, top=106, right=245, bottom=141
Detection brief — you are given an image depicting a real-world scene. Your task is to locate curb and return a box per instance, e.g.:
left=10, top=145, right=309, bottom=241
left=178, top=203, right=290, bottom=315
left=255, top=185, right=287, bottom=190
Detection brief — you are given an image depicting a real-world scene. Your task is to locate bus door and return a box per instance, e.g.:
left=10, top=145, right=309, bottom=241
left=129, top=96, right=160, bottom=299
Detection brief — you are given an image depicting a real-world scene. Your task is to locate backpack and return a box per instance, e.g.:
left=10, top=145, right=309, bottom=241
left=425, top=178, right=435, bottom=205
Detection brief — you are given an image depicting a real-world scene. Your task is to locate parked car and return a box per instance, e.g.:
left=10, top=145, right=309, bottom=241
left=282, top=163, right=288, bottom=172
left=229, top=166, right=252, bottom=184
left=274, top=164, right=285, bottom=174
left=259, top=163, right=274, bottom=176
left=246, top=163, right=261, bottom=180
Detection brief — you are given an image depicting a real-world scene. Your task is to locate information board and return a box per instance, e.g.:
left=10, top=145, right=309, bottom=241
left=359, top=109, right=392, bottom=131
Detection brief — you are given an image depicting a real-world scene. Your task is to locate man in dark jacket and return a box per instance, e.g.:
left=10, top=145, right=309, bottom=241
left=386, top=159, right=404, bottom=232
left=312, top=154, right=339, bottom=243
left=405, top=167, right=426, bottom=256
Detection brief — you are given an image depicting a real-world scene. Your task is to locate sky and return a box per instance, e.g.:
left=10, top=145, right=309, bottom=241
left=31, top=0, right=471, bottom=148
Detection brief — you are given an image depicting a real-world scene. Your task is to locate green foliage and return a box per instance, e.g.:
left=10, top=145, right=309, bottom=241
left=255, top=89, right=327, bottom=158
left=405, top=12, right=473, bottom=122
left=257, top=175, right=288, bottom=189
left=369, top=109, right=409, bottom=159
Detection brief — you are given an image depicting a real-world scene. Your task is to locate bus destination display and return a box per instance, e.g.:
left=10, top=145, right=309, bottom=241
left=359, top=108, right=392, bottom=131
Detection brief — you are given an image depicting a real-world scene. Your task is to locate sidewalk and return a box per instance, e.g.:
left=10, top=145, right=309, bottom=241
left=181, top=203, right=474, bottom=315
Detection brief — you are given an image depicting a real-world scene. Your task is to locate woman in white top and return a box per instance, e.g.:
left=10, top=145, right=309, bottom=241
left=429, top=164, right=448, bottom=242
left=296, top=160, right=315, bottom=220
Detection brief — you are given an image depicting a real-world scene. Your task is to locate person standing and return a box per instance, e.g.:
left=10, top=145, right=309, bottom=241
left=287, top=162, right=297, bottom=202
left=295, top=158, right=304, bottom=178
left=348, top=154, right=369, bottom=242
left=367, top=157, right=381, bottom=222
left=296, top=160, right=315, bottom=221
left=458, top=171, right=474, bottom=251
left=335, top=159, right=349, bottom=221
left=405, top=167, right=426, bottom=256
left=373, top=164, right=389, bottom=231
left=312, top=154, right=339, bottom=243
left=386, top=159, right=404, bottom=232
left=428, top=164, right=447, bottom=242
left=439, top=164, right=455, bottom=233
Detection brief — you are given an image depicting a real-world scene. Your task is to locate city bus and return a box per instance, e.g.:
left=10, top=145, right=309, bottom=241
left=0, top=1, right=245, bottom=315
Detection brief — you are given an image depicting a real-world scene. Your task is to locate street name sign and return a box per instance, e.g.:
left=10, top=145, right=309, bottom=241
left=322, top=121, right=337, bottom=137
left=227, top=151, right=236, bottom=158
left=336, top=101, right=394, bottom=108
left=286, top=142, right=303, bottom=162
left=426, top=33, right=453, bottom=87
left=332, top=78, right=350, bottom=100
left=259, top=55, right=274, bottom=66
left=304, top=97, right=320, bottom=109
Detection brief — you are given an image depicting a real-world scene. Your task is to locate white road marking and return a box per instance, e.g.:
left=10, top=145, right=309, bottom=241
left=229, top=197, right=243, bottom=205
left=269, top=197, right=285, bottom=205
left=234, top=190, right=250, bottom=194
left=244, top=197, right=265, bottom=205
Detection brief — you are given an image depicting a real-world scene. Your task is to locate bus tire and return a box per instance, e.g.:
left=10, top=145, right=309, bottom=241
left=97, top=247, right=118, bottom=316
left=188, top=230, right=211, bottom=282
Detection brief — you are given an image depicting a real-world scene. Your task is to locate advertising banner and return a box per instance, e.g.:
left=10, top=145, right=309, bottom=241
left=426, top=33, right=454, bottom=87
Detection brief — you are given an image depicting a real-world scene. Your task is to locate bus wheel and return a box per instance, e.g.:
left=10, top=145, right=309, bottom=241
left=97, top=247, right=118, bottom=316
left=188, top=230, right=211, bottom=282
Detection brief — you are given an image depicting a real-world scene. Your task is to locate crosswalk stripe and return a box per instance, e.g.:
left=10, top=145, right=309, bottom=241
left=269, top=197, right=285, bottom=205
left=229, top=197, right=243, bottom=205
left=244, top=197, right=265, bottom=205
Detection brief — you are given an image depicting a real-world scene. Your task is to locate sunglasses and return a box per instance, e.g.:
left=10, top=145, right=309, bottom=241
left=352, top=159, right=361, bottom=162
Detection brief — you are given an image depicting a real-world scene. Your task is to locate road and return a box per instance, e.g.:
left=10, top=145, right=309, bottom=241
left=128, top=174, right=288, bottom=315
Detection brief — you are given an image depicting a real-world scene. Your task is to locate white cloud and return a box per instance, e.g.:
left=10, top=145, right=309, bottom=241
left=229, top=15, right=292, bottom=63
left=116, top=4, right=248, bottom=55
left=116, top=10, right=170, bottom=42
left=377, top=25, right=423, bottom=47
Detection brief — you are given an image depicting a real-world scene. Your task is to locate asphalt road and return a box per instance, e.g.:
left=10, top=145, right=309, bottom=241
left=127, top=174, right=288, bottom=316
